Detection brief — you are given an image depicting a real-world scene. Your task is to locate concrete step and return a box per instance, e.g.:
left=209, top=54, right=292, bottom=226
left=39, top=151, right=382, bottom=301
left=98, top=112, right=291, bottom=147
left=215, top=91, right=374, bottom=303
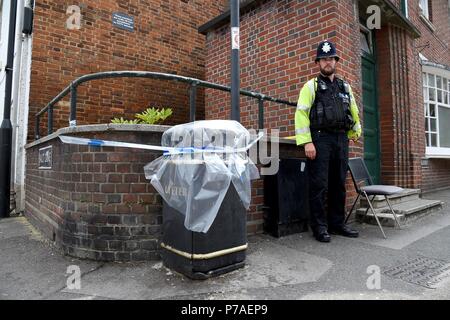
left=355, top=198, right=444, bottom=227
left=359, top=188, right=420, bottom=208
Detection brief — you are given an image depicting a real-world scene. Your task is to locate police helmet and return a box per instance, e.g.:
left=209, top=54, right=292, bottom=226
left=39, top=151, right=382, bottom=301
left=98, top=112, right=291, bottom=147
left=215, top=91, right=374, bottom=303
left=315, top=40, right=340, bottom=63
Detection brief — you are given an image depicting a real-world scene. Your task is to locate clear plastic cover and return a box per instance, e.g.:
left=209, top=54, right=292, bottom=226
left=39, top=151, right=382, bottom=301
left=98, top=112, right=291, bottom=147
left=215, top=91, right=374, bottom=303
left=144, top=120, right=260, bottom=233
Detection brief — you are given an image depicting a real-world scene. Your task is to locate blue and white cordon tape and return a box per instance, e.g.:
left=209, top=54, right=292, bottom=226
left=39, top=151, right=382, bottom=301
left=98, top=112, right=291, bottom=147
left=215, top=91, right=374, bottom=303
left=59, top=132, right=263, bottom=155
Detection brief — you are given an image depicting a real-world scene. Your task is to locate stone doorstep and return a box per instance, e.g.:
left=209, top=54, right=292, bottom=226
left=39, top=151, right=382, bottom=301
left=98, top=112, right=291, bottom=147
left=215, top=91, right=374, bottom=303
left=359, top=188, right=421, bottom=209
left=355, top=198, right=444, bottom=227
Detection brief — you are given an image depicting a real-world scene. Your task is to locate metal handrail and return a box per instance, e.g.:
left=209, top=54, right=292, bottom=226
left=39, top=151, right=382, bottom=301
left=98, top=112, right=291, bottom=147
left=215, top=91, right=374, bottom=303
left=35, top=71, right=297, bottom=139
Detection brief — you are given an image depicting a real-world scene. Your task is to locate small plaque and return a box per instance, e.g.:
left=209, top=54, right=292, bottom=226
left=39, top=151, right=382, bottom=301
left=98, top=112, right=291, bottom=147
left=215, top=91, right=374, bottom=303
left=39, top=146, right=53, bottom=169
left=112, top=12, right=134, bottom=32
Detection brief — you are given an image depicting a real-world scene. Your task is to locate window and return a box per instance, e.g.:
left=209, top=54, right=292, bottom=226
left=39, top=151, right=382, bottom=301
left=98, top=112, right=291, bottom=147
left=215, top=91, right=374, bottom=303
left=419, top=0, right=430, bottom=21
left=360, top=26, right=373, bottom=56
left=423, top=69, right=450, bottom=156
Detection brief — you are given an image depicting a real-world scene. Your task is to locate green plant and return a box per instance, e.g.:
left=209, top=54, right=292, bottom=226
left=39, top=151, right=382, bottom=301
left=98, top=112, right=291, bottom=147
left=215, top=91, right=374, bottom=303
left=111, top=117, right=140, bottom=124
left=135, top=107, right=173, bottom=125
left=110, top=107, right=173, bottom=125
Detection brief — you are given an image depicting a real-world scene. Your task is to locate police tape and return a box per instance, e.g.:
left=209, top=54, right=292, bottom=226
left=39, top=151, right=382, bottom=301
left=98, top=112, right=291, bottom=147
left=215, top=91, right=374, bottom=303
left=59, top=132, right=264, bottom=156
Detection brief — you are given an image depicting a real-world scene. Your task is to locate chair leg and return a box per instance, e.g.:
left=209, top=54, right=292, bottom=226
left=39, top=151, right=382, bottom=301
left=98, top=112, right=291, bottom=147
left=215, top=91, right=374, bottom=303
left=363, top=195, right=375, bottom=218
left=345, top=193, right=360, bottom=224
left=363, top=192, right=387, bottom=239
left=385, top=196, right=401, bottom=229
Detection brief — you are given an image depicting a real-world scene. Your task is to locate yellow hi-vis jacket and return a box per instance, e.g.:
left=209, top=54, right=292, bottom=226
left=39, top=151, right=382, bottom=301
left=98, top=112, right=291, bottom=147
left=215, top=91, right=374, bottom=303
left=295, top=78, right=362, bottom=146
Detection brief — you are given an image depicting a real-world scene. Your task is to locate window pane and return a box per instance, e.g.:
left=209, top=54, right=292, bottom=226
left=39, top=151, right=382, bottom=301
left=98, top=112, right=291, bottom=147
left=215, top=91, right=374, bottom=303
left=444, top=79, right=448, bottom=92
left=425, top=103, right=429, bottom=116
left=430, top=104, right=436, bottom=117
left=419, top=0, right=429, bottom=19
left=423, top=87, right=428, bottom=101
left=426, top=133, right=430, bottom=147
left=437, top=76, right=442, bottom=89
left=439, top=107, right=450, bottom=147
left=430, top=118, right=436, bottom=132
left=425, top=117, right=429, bottom=131
left=428, top=74, right=435, bottom=87
left=429, top=88, right=436, bottom=101
left=360, top=31, right=371, bottom=54
left=431, top=134, right=437, bottom=147
left=437, top=90, right=443, bottom=103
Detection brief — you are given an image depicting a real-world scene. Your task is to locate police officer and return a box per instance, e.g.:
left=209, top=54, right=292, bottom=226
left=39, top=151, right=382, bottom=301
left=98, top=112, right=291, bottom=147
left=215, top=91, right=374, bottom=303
left=295, top=40, right=362, bottom=243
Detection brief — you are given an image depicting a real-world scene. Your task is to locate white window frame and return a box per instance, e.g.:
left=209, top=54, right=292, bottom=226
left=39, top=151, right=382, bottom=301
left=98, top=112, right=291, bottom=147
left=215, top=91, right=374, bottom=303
left=423, top=65, right=450, bottom=158
left=419, top=0, right=430, bottom=20
left=360, top=25, right=373, bottom=55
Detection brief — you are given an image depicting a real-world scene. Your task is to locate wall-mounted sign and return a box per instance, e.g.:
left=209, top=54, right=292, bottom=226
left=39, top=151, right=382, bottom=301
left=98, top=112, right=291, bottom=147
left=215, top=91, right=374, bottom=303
left=39, top=146, right=53, bottom=169
left=231, top=27, right=240, bottom=50
left=112, top=12, right=134, bottom=32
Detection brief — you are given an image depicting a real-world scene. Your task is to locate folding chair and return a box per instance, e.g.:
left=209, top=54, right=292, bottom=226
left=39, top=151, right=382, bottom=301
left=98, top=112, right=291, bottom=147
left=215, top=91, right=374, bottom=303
left=345, top=157, right=403, bottom=239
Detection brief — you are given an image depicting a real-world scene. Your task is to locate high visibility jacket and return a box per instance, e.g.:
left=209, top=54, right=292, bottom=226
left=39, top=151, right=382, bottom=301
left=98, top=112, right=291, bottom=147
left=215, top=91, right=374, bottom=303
left=295, top=77, right=362, bottom=146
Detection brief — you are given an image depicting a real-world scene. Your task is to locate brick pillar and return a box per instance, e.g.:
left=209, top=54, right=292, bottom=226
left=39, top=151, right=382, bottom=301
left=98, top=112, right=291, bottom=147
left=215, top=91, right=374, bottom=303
left=376, top=25, right=423, bottom=188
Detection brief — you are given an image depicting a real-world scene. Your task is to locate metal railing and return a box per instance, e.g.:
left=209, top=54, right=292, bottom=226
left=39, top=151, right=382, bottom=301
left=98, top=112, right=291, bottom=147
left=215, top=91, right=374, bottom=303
left=35, top=71, right=297, bottom=139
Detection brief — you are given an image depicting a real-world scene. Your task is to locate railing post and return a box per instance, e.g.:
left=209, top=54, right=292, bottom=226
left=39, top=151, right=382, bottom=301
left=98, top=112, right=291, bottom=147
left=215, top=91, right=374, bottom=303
left=48, top=105, right=53, bottom=135
left=70, top=84, right=77, bottom=127
left=230, top=0, right=240, bottom=122
left=189, top=83, right=197, bottom=122
left=35, top=115, right=40, bottom=140
left=258, top=97, right=264, bottom=130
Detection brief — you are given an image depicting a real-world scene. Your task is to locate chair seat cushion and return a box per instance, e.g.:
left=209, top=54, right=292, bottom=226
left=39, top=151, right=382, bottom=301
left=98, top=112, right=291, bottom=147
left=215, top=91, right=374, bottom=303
left=361, top=185, right=404, bottom=195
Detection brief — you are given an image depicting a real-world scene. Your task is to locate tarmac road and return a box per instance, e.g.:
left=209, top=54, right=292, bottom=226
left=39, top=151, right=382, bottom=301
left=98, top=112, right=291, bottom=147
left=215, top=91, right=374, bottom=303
left=1, top=189, right=450, bottom=301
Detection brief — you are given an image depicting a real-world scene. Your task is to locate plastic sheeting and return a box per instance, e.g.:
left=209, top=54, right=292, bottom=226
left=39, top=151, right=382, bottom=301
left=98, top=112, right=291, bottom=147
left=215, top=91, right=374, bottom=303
left=144, top=120, right=260, bottom=233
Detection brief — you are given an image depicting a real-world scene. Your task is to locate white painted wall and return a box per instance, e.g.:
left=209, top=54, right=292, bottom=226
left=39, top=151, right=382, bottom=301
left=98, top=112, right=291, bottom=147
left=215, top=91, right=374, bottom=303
left=14, top=1, right=34, bottom=212
left=13, top=0, right=34, bottom=212
left=0, top=0, right=34, bottom=212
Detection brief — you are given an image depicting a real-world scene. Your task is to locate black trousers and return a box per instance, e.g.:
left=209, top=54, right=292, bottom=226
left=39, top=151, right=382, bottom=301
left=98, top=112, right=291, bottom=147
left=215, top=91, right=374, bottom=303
left=307, top=130, right=349, bottom=234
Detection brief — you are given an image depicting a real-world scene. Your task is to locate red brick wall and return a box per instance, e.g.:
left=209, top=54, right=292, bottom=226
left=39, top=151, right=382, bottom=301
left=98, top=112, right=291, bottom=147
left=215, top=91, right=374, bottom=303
left=29, top=0, right=227, bottom=140
left=422, top=159, right=450, bottom=192
left=376, top=25, right=424, bottom=188
left=25, top=129, right=165, bottom=261
left=205, top=0, right=361, bottom=133
left=376, top=27, right=395, bottom=185
left=407, top=0, right=450, bottom=65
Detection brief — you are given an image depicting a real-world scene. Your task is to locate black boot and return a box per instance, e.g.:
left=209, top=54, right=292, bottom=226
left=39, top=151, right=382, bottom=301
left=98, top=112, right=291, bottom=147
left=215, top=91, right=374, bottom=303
left=313, top=230, right=331, bottom=242
left=328, top=225, right=359, bottom=238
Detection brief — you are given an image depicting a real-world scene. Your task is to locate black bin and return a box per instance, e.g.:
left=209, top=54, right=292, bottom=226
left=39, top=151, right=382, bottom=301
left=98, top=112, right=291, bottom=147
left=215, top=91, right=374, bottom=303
left=160, top=184, right=247, bottom=280
left=263, top=158, right=309, bottom=237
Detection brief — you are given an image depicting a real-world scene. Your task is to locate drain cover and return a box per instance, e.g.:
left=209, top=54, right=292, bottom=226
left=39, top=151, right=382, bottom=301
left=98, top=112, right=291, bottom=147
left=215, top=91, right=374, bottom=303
left=384, top=256, right=450, bottom=289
